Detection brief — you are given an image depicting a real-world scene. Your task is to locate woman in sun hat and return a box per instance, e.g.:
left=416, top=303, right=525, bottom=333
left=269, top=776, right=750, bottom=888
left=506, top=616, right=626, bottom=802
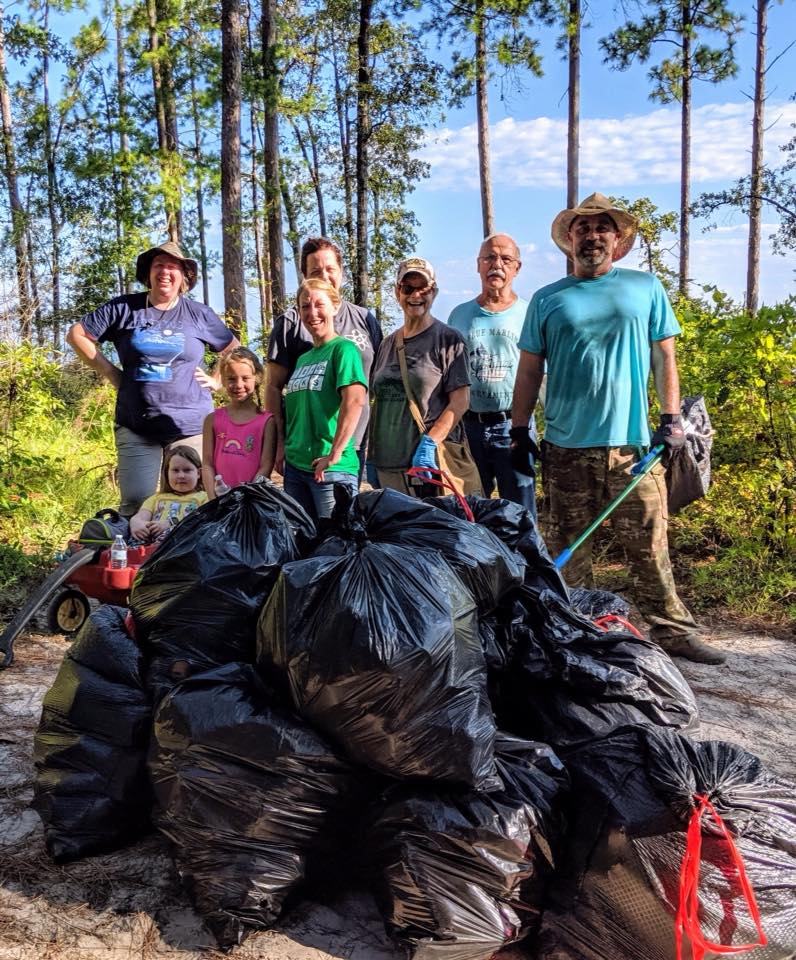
left=66, top=241, right=240, bottom=517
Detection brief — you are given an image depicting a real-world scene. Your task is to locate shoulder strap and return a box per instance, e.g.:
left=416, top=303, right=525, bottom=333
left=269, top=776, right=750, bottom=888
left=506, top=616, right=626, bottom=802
left=394, top=331, right=427, bottom=437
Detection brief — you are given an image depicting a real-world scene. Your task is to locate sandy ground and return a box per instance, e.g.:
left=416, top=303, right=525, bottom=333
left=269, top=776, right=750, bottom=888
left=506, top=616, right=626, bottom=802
left=0, top=616, right=794, bottom=960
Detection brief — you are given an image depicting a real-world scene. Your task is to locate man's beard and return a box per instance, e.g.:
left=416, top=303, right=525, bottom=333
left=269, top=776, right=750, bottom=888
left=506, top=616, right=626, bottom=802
left=576, top=244, right=609, bottom=268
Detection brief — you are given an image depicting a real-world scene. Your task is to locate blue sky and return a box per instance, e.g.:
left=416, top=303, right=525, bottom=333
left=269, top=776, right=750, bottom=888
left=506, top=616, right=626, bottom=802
left=402, top=2, right=796, bottom=323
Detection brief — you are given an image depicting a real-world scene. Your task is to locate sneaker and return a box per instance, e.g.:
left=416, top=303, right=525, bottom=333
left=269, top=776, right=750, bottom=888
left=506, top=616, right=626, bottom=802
left=660, top=634, right=727, bottom=665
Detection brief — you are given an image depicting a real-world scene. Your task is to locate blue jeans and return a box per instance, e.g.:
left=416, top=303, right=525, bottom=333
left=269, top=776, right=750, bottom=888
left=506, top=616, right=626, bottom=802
left=283, top=463, right=359, bottom=522
left=463, top=415, right=536, bottom=519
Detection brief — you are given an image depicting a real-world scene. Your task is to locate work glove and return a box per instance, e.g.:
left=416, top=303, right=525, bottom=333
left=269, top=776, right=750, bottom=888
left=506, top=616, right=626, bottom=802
left=650, top=413, right=686, bottom=463
left=509, top=425, right=539, bottom=478
left=411, top=435, right=438, bottom=477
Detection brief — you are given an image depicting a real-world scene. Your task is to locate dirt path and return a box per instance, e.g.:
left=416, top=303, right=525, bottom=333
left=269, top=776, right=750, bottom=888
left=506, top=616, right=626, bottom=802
left=1, top=619, right=793, bottom=960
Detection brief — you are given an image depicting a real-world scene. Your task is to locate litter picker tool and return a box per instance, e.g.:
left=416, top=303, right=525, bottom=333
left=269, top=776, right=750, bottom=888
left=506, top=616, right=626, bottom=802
left=553, top=445, right=664, bottom=570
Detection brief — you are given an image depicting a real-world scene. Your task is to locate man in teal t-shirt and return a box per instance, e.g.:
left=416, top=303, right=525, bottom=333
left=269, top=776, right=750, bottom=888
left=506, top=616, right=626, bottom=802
left=448, top=232, right=537, bottom=516
left=511, top=193, right=724, bottom=664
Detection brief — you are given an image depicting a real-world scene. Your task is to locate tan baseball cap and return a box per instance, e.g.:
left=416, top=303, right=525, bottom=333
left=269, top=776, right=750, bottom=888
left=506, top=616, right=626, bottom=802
left=396, top=257, right=436, bottom=285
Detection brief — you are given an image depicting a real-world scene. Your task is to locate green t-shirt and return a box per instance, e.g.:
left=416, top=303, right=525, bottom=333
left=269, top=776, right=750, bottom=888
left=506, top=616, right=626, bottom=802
left=284, top=336, right=367, bottom=474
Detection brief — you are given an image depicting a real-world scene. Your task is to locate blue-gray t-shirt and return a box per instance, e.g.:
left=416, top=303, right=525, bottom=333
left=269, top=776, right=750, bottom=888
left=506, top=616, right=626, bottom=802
left=81, top=293, right=234, bottom=443
left=447, top=296, right=528, bottom=413
left=519, top=268, right=680, bottom=448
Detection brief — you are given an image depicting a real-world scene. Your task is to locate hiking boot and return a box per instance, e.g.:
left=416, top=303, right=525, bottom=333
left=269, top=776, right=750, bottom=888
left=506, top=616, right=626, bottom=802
left=660, top=634, right=727, bottom=665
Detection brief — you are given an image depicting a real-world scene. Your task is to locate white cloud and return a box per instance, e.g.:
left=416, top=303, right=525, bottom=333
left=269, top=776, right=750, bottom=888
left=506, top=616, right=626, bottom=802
left=419, top=101, right=796, bottom=192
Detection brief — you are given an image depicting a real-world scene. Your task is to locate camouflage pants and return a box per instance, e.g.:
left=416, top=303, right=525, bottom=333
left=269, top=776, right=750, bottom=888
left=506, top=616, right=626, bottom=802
left=541, top=442, right=697, bottom=642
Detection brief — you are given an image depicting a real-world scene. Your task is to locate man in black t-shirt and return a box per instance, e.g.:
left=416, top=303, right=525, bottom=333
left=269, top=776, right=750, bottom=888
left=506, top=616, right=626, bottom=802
left=265, top=237, right=382, bottom=476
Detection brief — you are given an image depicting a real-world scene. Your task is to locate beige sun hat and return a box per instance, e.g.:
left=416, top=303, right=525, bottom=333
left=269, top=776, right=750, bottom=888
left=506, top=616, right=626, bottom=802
left=135, top=241, right=199, bottom=291
left=551, top=193, right=638, bottom=260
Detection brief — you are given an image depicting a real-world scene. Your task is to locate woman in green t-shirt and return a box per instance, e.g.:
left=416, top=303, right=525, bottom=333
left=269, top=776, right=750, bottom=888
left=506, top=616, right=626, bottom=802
left=282, top=279, right=368, bottom=520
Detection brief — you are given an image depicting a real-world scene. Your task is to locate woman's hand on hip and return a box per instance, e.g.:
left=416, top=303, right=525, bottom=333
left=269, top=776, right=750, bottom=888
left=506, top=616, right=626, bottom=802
left=194, top=366, right=220, bottom=391
left=312, top=453, right=339, bottom=483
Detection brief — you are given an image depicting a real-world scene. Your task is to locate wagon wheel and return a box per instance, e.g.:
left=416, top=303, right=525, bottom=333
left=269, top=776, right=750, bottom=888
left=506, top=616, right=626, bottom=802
left=46, top=589, right=91, bottom=636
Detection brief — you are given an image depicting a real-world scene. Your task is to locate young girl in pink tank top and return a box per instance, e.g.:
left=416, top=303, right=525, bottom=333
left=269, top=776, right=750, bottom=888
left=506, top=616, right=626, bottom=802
left=201, top=347, right=277, bottom=496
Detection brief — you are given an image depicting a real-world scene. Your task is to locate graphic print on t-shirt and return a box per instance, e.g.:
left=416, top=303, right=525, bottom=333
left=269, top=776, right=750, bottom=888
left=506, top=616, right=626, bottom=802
left=130, top=325, right=185, bottom=382
left=285, top=360, right=328, bottom=394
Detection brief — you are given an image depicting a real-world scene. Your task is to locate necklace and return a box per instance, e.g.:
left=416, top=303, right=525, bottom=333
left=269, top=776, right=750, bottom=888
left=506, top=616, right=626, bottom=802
left=147, top=293, right=180, bottom=313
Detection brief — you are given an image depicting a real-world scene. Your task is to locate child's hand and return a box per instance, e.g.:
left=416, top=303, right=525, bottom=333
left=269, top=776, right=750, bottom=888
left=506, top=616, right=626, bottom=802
left=148, top=520, right=170, bottom=538
left=129, top=517, right=150, bottom=542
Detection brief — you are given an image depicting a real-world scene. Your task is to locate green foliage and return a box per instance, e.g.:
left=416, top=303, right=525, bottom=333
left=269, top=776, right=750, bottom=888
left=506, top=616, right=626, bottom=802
left=692, top=117, right=796, bottom=255
left=670, top=293, right=796, bottom=618
left=610, top=194, right=678, bottom=291
left=600, top=0, right=743, bottom=101
left=0, top=344, right=116, bottom=611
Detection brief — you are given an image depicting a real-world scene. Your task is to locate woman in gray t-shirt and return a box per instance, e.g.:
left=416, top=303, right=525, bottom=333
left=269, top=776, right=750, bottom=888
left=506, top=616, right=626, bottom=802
left=369, top=257, right=471, bottom=495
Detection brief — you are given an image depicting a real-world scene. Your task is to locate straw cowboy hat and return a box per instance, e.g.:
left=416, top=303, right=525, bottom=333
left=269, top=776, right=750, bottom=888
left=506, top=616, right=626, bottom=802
left=551, top=193, right=638, bottom=260
left=135, top=241, right=199, bottom=291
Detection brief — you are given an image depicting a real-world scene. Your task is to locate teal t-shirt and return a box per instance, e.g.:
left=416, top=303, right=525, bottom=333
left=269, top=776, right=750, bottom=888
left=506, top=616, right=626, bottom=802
left=284, top=336, right=367, bottom=474
left=447, top=296, right=528, bottom=412
left=519, top=268, right=680, bottom=448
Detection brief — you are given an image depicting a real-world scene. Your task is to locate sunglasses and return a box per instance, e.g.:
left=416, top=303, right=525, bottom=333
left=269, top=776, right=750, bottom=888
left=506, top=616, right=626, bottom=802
left=398, top=281, right=433, bottom=295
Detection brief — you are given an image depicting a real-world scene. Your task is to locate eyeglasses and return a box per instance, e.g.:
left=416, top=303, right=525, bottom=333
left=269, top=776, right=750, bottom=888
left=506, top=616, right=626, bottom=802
left=398, top=281, right=432, bottom=295
left=479, top=253, right=518, bottom=267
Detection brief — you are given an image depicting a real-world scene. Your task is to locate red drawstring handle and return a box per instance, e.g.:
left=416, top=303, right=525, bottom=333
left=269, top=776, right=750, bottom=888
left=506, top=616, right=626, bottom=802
left=592, top=614, right=644, bottom=639
left=675, top=793, right=767, bottom=960
left=405, top=467, right=475, bottom=522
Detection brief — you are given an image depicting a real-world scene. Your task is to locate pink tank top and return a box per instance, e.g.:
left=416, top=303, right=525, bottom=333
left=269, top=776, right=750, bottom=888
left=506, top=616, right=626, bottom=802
left=213, top=407, right=272, bottom=488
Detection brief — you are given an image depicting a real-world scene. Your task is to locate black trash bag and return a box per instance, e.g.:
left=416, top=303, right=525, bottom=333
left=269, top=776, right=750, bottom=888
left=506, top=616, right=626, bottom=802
left=667, top=395, right=713, bottom=514
left=568, top=587, right=631, bottom=620
left=370, top=735, right=570, bottom=960
left=148, top=663, right=364, bottom=950
left=496, top=587, right=699, bottom=749
left=32, top=605, right=152, bottom=862
left=322, top=488, right=524, bottom=613
left=130, top=482, right=315, bottom=693
left=537, top=728, right=796, bottom=960
left=430, top=494, right=568, bottom=600
left=257, top=544, right=497, bottom=787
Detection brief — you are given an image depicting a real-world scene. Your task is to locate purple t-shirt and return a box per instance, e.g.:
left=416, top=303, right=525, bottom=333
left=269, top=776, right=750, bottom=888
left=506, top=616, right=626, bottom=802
left=81, top=293, right=234, bottom=443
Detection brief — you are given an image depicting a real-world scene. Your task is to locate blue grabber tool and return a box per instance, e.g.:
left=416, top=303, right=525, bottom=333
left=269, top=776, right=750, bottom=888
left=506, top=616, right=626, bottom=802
left=553, top=445, right=664, bottom=570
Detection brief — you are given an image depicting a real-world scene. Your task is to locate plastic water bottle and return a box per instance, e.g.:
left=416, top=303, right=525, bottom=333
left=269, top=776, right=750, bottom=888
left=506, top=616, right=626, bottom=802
left=214, top=474, right=230, bottom=496
left=110, top=534, right=127, bottom=570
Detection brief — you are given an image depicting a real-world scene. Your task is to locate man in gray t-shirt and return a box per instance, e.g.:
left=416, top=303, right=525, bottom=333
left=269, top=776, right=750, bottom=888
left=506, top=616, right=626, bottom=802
left=265, top=237, right=382, bottom=473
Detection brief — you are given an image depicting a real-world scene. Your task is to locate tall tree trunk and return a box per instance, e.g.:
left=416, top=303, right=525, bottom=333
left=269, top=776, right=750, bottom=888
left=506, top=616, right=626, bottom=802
left=189, top=63, right=210, bottom=305
left=354, top=0, right=372, bottom=305
left=115, top=0, right=131, bottom=292
left=100, top=76, right=126, bottom=298
left=221, top=0, right=245, bottom=331
left=245, top=13, right=267, bottom=335
left=42, top=0, right=61, bottom=349
left=566, top=0, right=580, bottom=275
left=290, top=118, right=327, bottom=236
left=158, top=0, right=182, bottom=243
left=0, top=8, right=32, bottom=338
left=678, top=2, right=692, bottom=298
left=372, top=183, right=382, bottom=323
left=475, top=3, right=494, bottom=238
left=146, top=0, right=180, bottom=243
left=332, top=38, right=354, bottom=268
left=261, top=0, right=286, bottom=317
left=280, top=176, right=301, bottom=276
left=747, top=0, right=767, bottom=316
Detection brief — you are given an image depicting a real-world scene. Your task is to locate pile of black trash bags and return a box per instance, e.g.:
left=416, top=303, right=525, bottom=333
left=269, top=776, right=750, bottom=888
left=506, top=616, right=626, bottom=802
left=32, top=483, right=796, bottom=959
